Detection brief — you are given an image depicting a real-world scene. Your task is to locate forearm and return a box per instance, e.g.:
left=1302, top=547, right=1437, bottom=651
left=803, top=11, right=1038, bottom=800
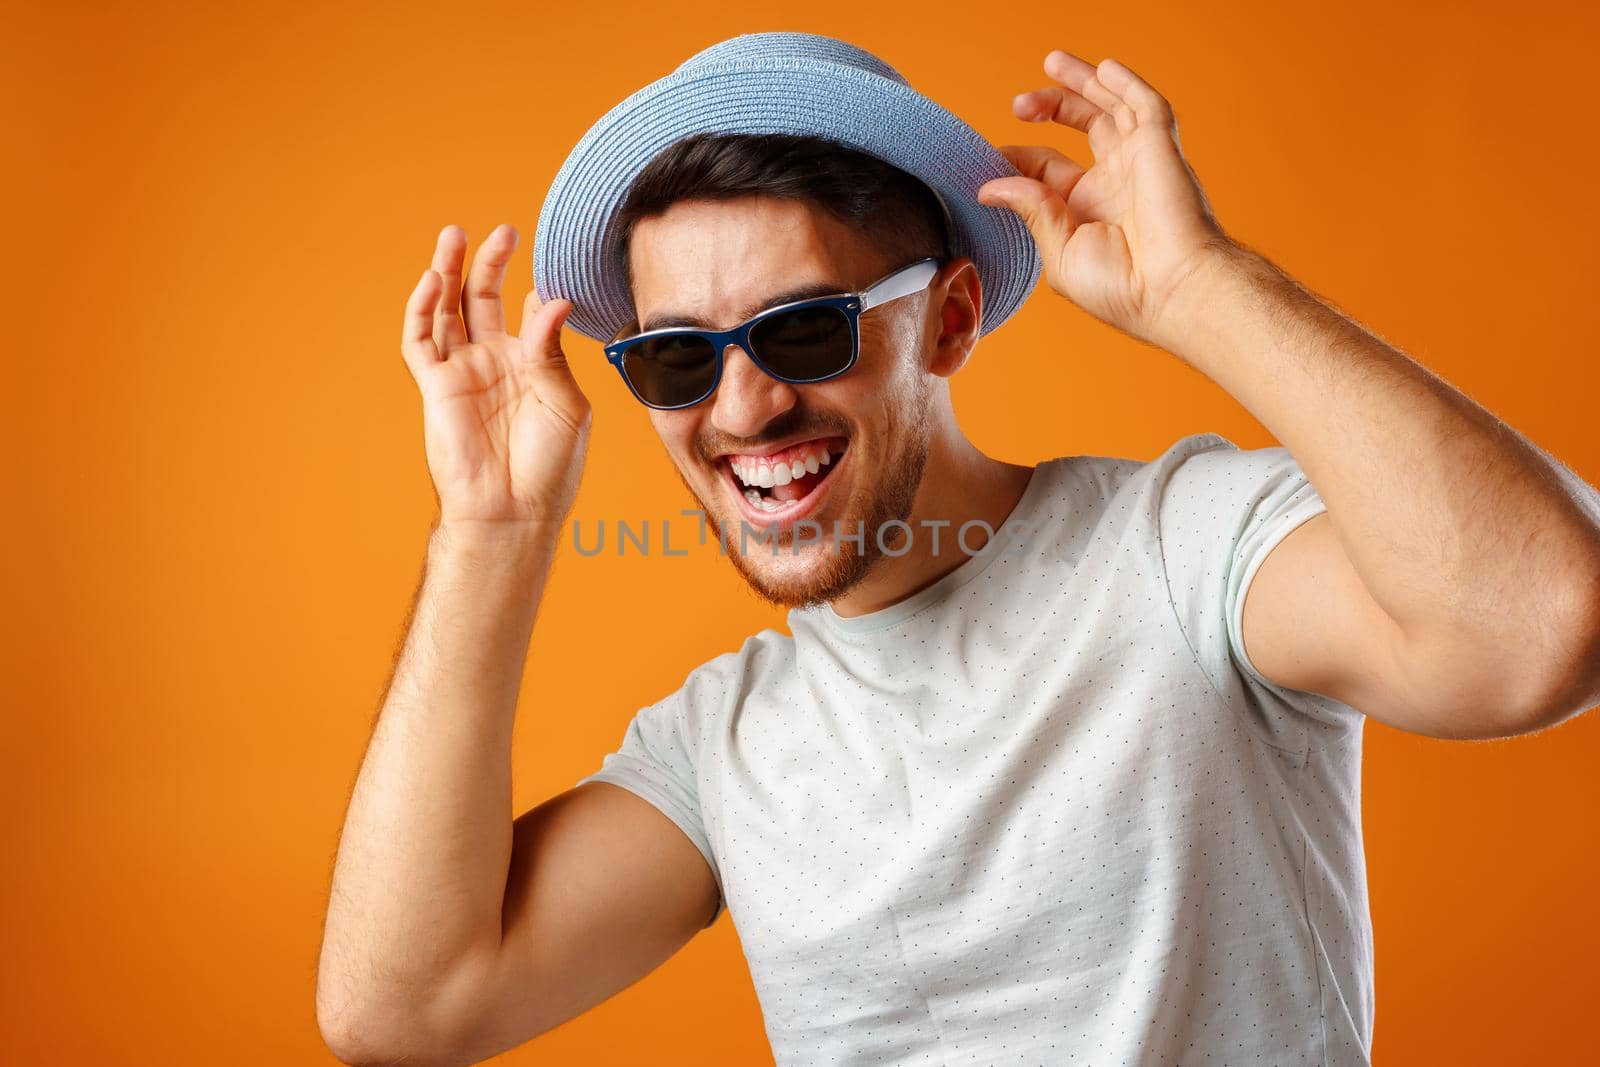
left=319, top=520, right=557, bottom=1030
left=1154, top=241, right=1600, bottom=714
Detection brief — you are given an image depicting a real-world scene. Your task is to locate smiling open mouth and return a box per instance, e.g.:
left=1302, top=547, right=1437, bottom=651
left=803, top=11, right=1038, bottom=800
left=723, top=435, right=849, bottom=515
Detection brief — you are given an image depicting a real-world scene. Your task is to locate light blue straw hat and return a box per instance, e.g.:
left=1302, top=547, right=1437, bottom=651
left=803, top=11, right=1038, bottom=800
left=532, top=30, right=1042, bottom=345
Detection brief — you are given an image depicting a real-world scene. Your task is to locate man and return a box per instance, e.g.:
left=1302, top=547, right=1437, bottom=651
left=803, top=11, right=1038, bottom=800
left=316, top=31, right=1600, bottom=1067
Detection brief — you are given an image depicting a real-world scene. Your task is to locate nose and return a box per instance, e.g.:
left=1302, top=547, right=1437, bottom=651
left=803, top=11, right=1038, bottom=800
left=708, top=343, right=797, bottom=438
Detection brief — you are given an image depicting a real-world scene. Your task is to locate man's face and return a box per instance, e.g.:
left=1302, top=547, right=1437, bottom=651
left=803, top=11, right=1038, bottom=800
left=626, top=195, right=941, bottom=608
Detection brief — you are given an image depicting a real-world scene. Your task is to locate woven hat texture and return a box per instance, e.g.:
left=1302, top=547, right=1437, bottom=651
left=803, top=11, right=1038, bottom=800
left=532, top=30, right=1042, bottom=344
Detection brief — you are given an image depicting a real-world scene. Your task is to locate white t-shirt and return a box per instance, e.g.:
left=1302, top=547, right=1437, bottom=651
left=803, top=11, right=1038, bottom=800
left=578, top=431, right=1374, bottom=1065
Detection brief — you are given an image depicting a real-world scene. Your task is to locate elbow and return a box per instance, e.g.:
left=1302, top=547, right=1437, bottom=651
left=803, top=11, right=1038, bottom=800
left=317, top=1009, right=399, bottom=1067
left=1387, top=597, right=1600, bottom=740
left=316, top=976, right=471, bottom=1067
left=1504, top=669, right=1600, bottom=740
left=316, top=996, right=390, bottom=1067
left=314, top=922, right=508, bottom=1066
left=1490, top=588, right=1600, bottom=738
left=315, top=989, right=411, bottom=1067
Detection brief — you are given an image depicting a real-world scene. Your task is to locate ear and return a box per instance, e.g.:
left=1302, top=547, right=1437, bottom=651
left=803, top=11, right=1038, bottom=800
left=926, top=257, right=982, bottom=379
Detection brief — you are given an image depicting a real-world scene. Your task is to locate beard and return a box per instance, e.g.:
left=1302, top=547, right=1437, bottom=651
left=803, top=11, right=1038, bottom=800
left=679, top=377, right=934, bottom=611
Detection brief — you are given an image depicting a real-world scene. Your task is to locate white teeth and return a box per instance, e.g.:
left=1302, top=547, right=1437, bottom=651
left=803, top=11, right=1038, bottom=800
left=730, top=442, right=845, bottom=490
left=741, top=486, right=785, bottom=512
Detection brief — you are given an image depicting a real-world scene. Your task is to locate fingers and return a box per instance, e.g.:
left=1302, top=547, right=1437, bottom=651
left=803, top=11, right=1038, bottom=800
left=517, top=290, right=590, bottom=434
left=400, top=268, right=445, bottom=384
left=462, top=224, right=518, bottom=340
left=1039, top=50, right=1107, bottom=108
left=1012, top=85, right=1104, bottom=134
left=1038, top=49, right=1130, bottom=135
left=1013, top=53, right=1142, bottom=159
left=1037, top=50, right=1174, bottom=137
left=1011, top=50, right=1177, bottom=143
left=997, top=144, right=1088, bottom=200
left=1092, top=57, right=1175, bottom=129
left=429, top=225, right=469, bottom=354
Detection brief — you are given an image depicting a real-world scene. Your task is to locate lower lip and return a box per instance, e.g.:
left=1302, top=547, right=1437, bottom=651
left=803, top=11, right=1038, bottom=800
left=724, top=447, right=849, bottom=534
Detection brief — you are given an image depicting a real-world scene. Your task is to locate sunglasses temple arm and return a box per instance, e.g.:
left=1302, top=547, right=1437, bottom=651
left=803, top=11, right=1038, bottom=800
left=859, top=258, right=941, bottom=312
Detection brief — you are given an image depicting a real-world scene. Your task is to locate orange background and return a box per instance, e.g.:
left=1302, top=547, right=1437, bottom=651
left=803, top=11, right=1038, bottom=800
left=4, top=1, right=1598, bottom=1063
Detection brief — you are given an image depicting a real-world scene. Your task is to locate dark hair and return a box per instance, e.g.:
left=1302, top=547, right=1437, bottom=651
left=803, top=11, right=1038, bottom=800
left=609, top=132, right=951, bottom=294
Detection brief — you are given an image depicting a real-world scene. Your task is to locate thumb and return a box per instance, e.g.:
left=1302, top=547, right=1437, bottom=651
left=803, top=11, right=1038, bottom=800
left=978, top=176, right=1074, bottom=260
left=518, top=290, right=578, bottom=374
left=517, top=291, right=590, bottom=429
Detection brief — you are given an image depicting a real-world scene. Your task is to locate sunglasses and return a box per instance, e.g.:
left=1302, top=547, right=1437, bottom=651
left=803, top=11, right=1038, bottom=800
left=603, top=257, right=944, bottom=410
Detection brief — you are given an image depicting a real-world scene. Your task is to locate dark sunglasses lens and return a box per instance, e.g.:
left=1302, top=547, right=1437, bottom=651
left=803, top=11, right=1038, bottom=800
left=748, top=305, right=854, bottom=381
left=621, top=334, right=719, bottom=408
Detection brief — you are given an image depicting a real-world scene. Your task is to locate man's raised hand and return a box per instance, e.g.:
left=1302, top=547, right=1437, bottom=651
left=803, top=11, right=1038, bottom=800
left=400, top=224, right=592, bottom=533
left=977, top=50, right=1234, bottom=349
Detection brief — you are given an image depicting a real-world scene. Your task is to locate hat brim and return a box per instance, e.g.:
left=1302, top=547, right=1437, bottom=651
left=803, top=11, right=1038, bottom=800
left=533, top=57, right=1042, bottom=344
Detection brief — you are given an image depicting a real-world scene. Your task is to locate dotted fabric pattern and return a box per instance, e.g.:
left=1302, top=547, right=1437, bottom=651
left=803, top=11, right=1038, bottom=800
left=578, top=431, right=1373, bottom=1065
left=532, top=31, right=1042, bottom=345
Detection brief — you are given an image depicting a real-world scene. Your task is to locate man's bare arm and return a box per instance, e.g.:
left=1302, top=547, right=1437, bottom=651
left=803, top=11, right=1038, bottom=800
left=1166, top=242, right=1600, bottom=738
left=978, top=51, right=1600, bottom=738
left=316, top=224, right=718, bottom=1066
left=316, top=523, right=718, bottom=1066
left=315, top=521, right=538, bottom=1059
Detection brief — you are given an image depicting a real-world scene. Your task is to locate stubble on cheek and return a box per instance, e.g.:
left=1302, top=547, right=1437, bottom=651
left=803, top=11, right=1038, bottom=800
left=673, top=322, right=937, bottom=608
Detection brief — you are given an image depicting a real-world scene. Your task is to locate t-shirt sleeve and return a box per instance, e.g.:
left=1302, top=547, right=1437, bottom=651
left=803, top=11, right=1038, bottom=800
left=1156, top=433, right=1365, bottom=751
left=576, top=683, right=725, bottom=927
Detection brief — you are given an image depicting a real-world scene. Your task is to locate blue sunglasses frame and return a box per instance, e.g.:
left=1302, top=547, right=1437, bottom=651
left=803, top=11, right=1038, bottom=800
left=603, top=256, right=944, bottom=411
